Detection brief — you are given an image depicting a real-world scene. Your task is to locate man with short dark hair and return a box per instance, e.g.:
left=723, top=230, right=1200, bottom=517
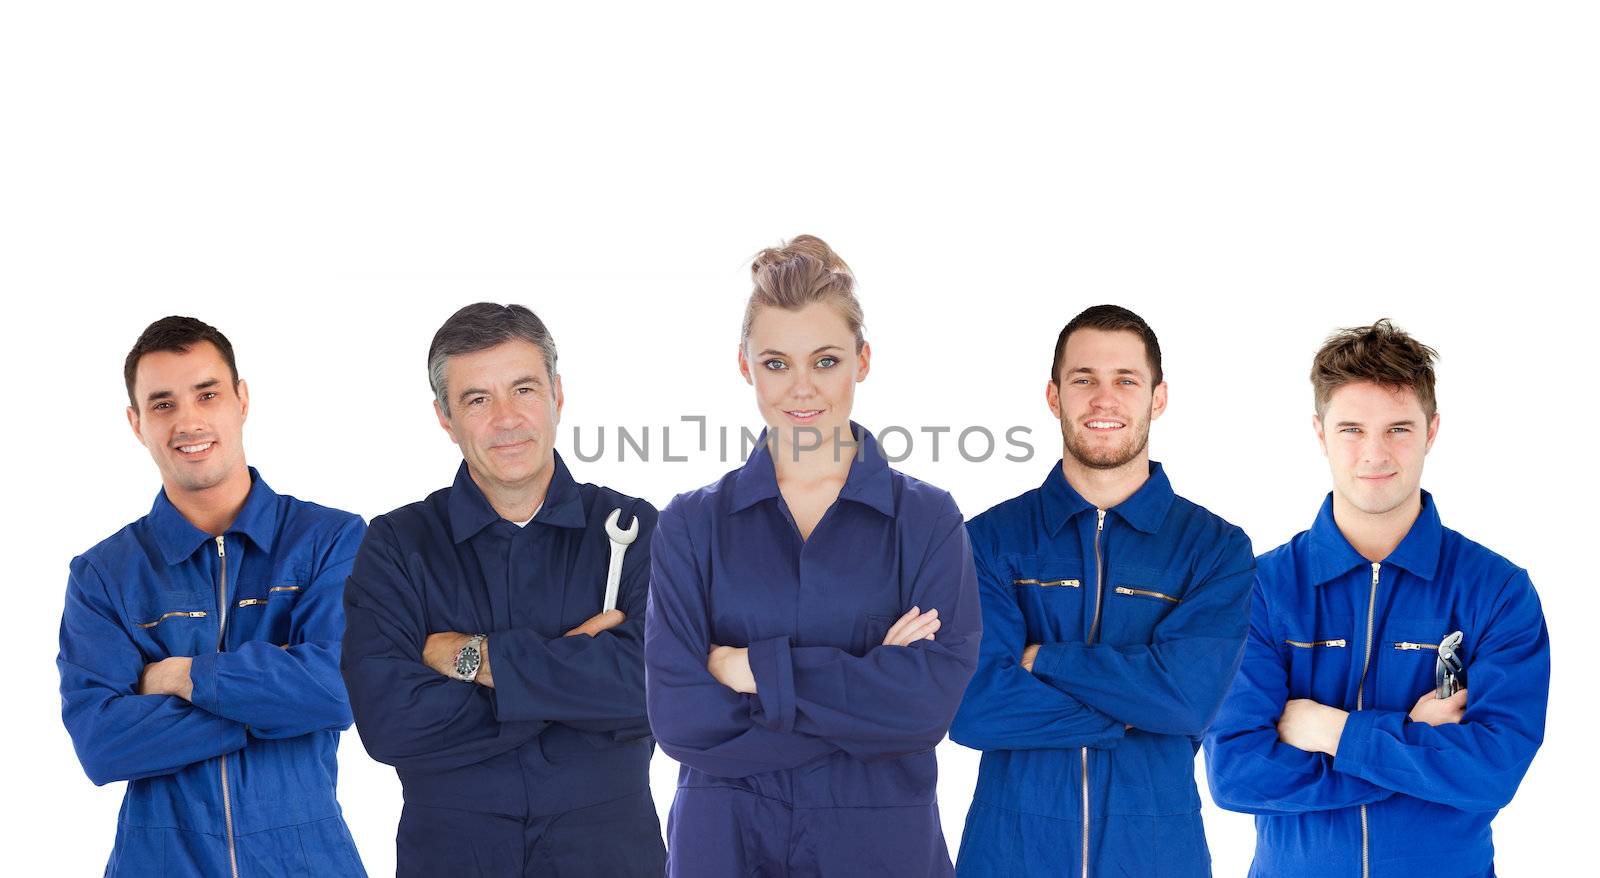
left=951, top=304, right=1255, bottom=877
left=58, top=316, right=368, bottom=877
left=1203, top=319, right=1550, bottom=877
left=342, top=303, right=665, bottom=877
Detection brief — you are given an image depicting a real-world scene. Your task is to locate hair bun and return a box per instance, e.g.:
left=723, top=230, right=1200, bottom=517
left=751, top=233, right=853, bottom=278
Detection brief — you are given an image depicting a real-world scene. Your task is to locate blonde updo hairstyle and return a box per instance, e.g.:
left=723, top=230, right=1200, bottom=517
left=741, top=234, right=866, bottom=355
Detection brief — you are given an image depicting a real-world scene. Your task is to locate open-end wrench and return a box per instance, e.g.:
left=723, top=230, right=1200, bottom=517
left=602, top=508, right=639, bottom=613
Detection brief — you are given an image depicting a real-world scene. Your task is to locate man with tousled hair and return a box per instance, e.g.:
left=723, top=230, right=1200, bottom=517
left=58, top=316, right=368, bottom=876
left=341, top=303, right=665, bottom=877
left=951, top=304, right=1255, bottom=877
left=1203, top=319, right=1549, bottom=877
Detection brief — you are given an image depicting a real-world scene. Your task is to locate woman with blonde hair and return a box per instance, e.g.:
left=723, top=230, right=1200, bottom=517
left=645, top=235, right=981, bottom=875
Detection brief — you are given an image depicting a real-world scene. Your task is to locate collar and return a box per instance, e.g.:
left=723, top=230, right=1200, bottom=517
left=730, top=421, right=895, bottom=518
left=1041, top=460, right=1176, bottom=537
left=151, top=466, right=278, bottom=566
left=1306, top=490, right=1443, bottom=585
left=448, top=451, right=588, bottom=544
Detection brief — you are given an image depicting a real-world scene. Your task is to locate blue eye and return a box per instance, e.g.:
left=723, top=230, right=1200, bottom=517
left=763, top=359, right=788, bottom=371
left=816, top=357, right=838, bottom=369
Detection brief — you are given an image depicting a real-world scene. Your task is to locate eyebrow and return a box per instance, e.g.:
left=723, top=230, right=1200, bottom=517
left=757, top=345, right=845, bottom=358
left=456, top=375, right=542, bottom=402
left=1335, top=419, right=1418, bottom=428
left=144, top=378, right=221, bottom=404
left=1067, top=366, right=1145, bottom=377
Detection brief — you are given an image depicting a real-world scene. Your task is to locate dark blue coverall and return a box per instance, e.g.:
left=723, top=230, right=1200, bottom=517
left=342, top=454, right=665, bottom=877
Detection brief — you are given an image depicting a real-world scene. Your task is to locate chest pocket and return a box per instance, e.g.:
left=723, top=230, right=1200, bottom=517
left=232, top=582, right=303, bottom=647
left=1284, top=614, right=1355, bottom=704
left=1099, top=563, right=1184, bottom=646
left=133, top=604, right=215, bottom=659
left=1006, top=552, right=1085, bottom=644
left=1378, top=616, right=1452, bottom=709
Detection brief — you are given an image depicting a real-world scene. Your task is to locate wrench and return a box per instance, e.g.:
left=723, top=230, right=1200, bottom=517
left=602, top=508, right=639, bottom=613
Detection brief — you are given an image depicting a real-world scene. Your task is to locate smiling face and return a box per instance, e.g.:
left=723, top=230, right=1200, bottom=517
left=434, top=339, right=564, bottom=498
left=1315, top=380, right=1438, bottom=518
left=739, top=301, right=870, bottom=448
left=126, top=342, right=250, bottom=495
left=1047, top=328, right=1167, bottom=471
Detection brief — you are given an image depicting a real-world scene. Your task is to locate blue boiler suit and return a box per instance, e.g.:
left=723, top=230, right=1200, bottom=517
left=58, top=468, right=368, bottom=877
left=645, top=426, right=982, bottom=877
left=341, top=454, right=665, bottom=877
left=950, top=462, right=1255, bottom=878
left=1203, top=493, right=1550, bottom=878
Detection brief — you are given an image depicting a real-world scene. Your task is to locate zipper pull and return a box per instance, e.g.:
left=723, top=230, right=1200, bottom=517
left=216, top=535, right=226, bottom=558
left=1097, top=509, right=1105, bottom=532
left=1371, top=560, right=1379, bottom=583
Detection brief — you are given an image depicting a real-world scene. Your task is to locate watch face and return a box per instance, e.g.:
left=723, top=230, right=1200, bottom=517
left=455, top=643, right=481, bottom=678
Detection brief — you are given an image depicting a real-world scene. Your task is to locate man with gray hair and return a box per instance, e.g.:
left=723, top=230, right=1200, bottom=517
left=342, top=303, right=666, bottom=876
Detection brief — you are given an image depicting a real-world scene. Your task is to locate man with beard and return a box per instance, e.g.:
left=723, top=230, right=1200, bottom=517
left=58, top=316, right=368, bottom=876
left=950, top=305, right=1255, bottom=878
left=1203, top=321, right=1549, bottom=877
left=341, top=303, right=666, bottom=877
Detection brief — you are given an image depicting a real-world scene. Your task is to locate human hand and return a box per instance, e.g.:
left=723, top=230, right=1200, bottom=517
left=1409, top=688, right=1467, bottom=726
left=883, top=607, right=940, bottom=646
left=137, top=656, right=194, bottom=701
left=707, top=645, right=756, bottom=694
left=1276, top=698, right=1348, bottom=755
left=565, top=610, right=626, bottom=638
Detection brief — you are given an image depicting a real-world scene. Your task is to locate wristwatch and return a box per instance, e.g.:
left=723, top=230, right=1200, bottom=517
left=452, top=634, right=487, bottom=682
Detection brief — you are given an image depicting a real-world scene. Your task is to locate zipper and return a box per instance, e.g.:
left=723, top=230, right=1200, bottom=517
left=1394, top=641, right=1437, bottom=651
left=1113, top=586, right=1180, bottom=604
left=1082, top=508, right=1106, bottom=878
left=1284, top=638, right=1347, bottom=648
left=1013, top=578, right=1082, bottom=588
left=1356, top=562, right=1379, bottom=878
left=215, top=536, right=240, bottom=878
left=136, top=610, right=208, bottom=629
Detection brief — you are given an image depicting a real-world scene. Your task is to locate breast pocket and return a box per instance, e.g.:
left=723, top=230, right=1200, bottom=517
left=1100, top=564, right=1184, bottom=646
left=1284, top=614, right=1355, bottom=704
left=132, top=604, right=214, bottom=658
left=233, top=582, right=303, bottom=647
left=1380, top=616, right=1451, bottom=709
left=1007, top=553, right=1085, bottom=644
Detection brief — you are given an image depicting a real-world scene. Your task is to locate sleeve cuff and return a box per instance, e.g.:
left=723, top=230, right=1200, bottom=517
left=188, top=651, right=221, bottom=714
left=1332, top=708, right=1382, bottom=775
left=746, top=636, right=796, bottom=732
left=1029, top=642, right=1071, bottom=685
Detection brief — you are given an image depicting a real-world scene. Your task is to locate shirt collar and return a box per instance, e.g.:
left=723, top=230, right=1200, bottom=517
left=730, top=421, right=895, bottom=518
left=1306, top=490, right=1443, bottom=585
left=150, top=466, right=278, bottom=566
left=1041, top=460, right=1176, bottom=536
left=447, top=450, right=588, bottom=544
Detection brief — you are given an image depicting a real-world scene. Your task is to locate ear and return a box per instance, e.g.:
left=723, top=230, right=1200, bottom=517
left=552, top=373, right=565, bottom=424
left=1312, top=413, right=1329, bottom=456
left=1149, top=380, right=1169, bottom=421
left=855, top=341, right=871, bottom=383
left=127, top=405, right=143, bottom=444
left=434, top=399, right=460, bottom=445
left=737, top=345, right=753, bottom=386
left=1424, top=412, right=1440, bottom=453
left=236, top=379, right=250, bottom=424
left=1045, top=379, right=1062, bottom=421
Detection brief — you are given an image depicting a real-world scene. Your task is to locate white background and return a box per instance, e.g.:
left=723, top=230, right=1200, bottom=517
left=4, top=3, right=1595, bottom=875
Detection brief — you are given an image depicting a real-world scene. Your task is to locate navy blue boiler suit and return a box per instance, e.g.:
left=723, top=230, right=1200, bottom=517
left=58, top=468, right=368, bottom=877
left=1203, top=493, right=1550, bottom=877
left=645, top=427, right=982, bottom=877
left=342, top=454, right=666, bottom=877
left=949, top=462, right=1255, bottom=878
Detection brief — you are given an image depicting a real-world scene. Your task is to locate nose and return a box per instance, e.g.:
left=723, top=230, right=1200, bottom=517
left=1089, top=383, right=1117, bottom=410
left=790, top=367, right=818, bottom=399
left=489, top=396, right=521, bottom=429
left=1359, top=432, right=1391, bottom=466
left=174, top=403, right=208, bottom=437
